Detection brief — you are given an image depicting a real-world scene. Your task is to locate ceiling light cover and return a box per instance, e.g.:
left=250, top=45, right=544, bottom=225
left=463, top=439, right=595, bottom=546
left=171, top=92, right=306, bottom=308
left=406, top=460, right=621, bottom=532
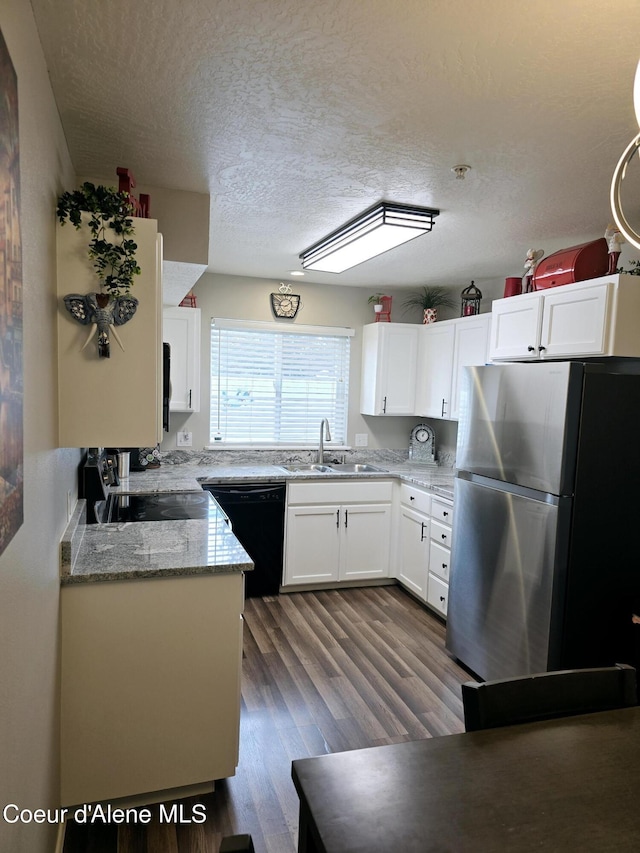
left=299, top=202, right=440, bottom=273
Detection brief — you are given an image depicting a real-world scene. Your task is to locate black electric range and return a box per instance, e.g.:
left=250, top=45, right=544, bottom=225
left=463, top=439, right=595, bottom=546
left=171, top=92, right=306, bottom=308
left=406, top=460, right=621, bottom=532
left=103, top=491, right=217, bottom=523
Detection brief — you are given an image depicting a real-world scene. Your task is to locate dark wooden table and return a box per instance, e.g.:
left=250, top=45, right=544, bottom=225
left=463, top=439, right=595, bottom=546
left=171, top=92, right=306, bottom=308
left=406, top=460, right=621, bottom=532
left=292, top=707, right=640, bottom=852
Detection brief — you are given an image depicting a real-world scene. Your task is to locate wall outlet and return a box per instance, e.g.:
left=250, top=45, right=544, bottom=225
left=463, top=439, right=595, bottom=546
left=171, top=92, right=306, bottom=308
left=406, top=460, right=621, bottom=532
left=177, top=431, right=193, bottom=447
left=355, top=433, right=368, bottom=447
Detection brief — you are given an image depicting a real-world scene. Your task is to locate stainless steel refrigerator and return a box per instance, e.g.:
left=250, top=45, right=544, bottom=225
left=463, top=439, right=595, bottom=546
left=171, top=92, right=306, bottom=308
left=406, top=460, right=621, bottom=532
left=446, top=360, right=640, bottom=682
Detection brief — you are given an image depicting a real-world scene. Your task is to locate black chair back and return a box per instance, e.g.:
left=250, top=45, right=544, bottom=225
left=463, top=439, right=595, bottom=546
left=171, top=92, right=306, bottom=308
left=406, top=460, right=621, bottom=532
left=462, top=663, right=637, bottom=732
left=219, top=834, right=255, bottom=853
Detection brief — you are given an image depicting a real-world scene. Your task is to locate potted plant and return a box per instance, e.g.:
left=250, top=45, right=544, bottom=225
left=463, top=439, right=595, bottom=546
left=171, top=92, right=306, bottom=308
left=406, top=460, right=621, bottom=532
left=57, top=182, right=141, bottom=296
left=367, top=293, right=387, bottom=315
left=57, top=182, right=141, bottom=357
left=402, top=286, right=456, bottom=324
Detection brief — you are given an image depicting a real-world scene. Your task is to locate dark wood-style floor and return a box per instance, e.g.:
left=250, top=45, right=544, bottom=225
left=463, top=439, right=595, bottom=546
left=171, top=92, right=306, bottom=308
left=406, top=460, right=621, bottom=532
left=63, top=585, right=471, bottom=853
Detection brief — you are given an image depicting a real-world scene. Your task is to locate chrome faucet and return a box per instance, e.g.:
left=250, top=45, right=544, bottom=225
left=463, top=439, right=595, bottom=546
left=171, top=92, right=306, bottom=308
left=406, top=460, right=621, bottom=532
left=317, top=419, right=332, bottom=463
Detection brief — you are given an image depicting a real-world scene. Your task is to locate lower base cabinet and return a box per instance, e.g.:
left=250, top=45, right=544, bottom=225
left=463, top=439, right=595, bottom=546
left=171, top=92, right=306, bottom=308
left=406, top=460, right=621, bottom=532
left=283, top=480, right=393, bottom=587
left=60, top=572, right=243, bottom=806
left=396, top=484, right=453, bottom=618
left=397, top=496, right=431, bottom=600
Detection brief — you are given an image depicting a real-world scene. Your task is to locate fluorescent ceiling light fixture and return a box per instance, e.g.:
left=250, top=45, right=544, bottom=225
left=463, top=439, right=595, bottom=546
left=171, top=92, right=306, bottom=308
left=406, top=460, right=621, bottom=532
left=299, top=202, right=440, bottom=273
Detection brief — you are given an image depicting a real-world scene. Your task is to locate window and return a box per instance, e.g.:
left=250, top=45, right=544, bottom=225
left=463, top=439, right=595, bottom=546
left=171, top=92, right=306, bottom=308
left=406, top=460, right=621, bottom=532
left=210, top=319, right=353, bottom=445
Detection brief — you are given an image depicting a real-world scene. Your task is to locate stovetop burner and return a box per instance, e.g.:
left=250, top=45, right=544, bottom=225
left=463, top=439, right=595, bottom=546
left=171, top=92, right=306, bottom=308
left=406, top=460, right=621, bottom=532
left=104, top=491, right=216, bottom=523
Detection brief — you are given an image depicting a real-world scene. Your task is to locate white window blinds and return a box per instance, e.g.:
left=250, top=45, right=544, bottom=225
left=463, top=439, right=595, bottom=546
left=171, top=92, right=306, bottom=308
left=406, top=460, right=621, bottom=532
left=210, top=319, right=352, bottom=445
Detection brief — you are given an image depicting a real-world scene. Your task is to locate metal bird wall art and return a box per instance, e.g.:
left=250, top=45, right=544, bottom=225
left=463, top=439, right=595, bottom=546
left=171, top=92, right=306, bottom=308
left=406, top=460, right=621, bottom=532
left=63, top=292, right=138, bottom=358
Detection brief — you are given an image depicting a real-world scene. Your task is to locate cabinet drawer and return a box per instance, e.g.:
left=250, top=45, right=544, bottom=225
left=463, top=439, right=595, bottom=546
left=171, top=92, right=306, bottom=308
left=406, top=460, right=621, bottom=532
left=427, top=573, right=448, bottom=616
left=429, top=540, right=451, bottom=582
left=399, top=483, right=432, bottom=515
left=288, top=479, right=393, bottom=505
left=431, top=519, right=452, bottom=549
left=431, top=498, right=453, bottom=526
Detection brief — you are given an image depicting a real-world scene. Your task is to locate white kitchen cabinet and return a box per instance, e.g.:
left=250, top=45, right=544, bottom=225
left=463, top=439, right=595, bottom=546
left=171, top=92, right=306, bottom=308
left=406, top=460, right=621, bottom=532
left=360, top=323, right=418, bottom=415
left=397, top=501, right=431, bottom=599
left=489, top=274, right=640, bottom=361
left=60, top=572, right=243, bottom=806
left=415, top=314, right=491, bottom=420
left=163, top=305, right=201, bottom=412
left=395, top=484, right=453, bottom=618
left=426, top=497, right=453, bottom=618
left=450, top=314, right=492, bottom=419
left=283, top=480, right=393, bottom=587
left=57, top=217, right=163, bottom=447
left=415, top=322, right=455, bottom=418
left=284, top=504, right=341, bottom=585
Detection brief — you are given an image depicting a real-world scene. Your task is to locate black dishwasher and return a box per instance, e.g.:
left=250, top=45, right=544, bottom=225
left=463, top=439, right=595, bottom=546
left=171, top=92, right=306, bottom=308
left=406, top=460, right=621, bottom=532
left=202, top=483, right=285, bottom=597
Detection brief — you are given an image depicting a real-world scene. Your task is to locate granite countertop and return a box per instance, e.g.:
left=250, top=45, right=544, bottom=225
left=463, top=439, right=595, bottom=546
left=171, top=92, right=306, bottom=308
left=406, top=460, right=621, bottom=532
left=60, top=494, right=253, bottom=586
left=110, top=462, right=456, bottom=500
left=61, top=461, right=455, bottom=586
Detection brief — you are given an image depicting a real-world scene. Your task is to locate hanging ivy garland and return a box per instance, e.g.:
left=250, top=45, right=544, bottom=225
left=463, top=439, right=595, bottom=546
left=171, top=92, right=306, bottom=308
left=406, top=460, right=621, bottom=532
left=56, top=182, right=141, bottom=296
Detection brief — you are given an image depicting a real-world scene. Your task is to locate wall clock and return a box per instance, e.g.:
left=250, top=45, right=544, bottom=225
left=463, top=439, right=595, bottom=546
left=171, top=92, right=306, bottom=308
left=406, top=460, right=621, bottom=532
left=270, top=283, right=301, bottom=318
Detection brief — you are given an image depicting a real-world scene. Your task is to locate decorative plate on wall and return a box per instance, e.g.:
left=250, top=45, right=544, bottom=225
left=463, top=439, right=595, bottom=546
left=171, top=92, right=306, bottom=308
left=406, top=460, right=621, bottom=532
left=271, top=282, right=301, bottom=318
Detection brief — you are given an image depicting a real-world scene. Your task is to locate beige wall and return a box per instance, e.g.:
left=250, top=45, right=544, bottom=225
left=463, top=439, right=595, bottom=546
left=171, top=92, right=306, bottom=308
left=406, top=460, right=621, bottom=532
left=161, top=273, right=507, bottom=457
left=0, top=3, right=79, bottom=851
left=162, top=272, right=434, bottom=451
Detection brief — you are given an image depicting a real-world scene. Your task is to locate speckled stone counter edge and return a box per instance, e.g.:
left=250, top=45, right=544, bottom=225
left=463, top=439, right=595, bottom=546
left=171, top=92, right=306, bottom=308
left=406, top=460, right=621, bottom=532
left=61, top=462, right=455, bottom=584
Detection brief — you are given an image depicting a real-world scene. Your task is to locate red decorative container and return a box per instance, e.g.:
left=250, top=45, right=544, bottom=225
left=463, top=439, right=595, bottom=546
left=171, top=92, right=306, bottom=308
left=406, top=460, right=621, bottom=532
left=504, top=277, right=522, bottom=298
left=533, top=238, right=608, bottom=290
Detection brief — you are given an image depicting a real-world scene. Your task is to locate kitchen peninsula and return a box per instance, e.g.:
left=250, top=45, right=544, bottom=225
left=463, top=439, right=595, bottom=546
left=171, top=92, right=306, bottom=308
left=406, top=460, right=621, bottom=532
left=59, top=490, right=252, bottom=808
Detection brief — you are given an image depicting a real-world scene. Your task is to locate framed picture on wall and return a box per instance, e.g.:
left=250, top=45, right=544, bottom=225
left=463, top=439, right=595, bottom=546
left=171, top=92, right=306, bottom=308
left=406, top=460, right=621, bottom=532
left=0, top=27, right=24, bottom=556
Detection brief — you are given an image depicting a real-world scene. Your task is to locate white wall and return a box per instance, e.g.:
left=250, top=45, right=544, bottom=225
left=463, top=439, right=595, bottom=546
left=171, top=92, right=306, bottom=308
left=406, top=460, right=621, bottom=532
left=0, top=4, right=79, bottom=851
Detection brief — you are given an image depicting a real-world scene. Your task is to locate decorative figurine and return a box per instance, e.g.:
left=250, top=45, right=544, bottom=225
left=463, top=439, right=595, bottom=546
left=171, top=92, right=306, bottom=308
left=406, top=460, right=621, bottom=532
left=605, top=223, right=625, bottom=274
left=63, top=292, right=138, bottom=358
left=523, top=249, right=544, bottom=292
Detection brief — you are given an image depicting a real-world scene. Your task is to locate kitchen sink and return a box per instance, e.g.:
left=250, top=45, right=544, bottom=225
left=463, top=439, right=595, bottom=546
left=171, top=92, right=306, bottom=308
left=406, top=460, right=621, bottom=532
left=326, top=463, right=387, bottom=473
left=280, top=464, right=334, bottom=473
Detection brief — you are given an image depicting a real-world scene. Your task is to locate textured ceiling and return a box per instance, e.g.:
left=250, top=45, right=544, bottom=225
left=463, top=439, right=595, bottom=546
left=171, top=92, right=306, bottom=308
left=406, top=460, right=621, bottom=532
left=30, top=0, right=640, bottom=290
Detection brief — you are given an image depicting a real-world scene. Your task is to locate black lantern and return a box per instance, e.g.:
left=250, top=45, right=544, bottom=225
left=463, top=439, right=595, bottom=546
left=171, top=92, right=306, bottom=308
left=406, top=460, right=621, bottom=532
left=460, top=281, right=482, bottom=316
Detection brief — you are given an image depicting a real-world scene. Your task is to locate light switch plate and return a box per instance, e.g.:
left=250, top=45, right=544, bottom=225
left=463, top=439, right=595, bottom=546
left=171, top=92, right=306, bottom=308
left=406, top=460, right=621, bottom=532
left=177, top=431, right=192, bottom=447
left=355, top=433, right=368, bottom=447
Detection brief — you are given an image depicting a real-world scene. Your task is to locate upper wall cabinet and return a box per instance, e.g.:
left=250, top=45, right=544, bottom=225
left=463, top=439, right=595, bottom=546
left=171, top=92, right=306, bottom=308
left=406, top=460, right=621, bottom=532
left=489, top=274, right=640, bottom=361
left=57, top=218, right=162, bottom=448
left=360, top=323, right=419, bottom=415
left=415, top=314, right=491, bottom=420
left=163, top=306, right=201, bottom=413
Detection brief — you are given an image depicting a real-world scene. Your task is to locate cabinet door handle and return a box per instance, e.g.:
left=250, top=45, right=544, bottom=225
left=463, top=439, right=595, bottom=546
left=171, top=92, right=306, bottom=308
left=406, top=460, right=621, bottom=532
left=382, top=396, right=387, bottom=414
left=442, top=510, right=448, bottom=517
left=420, top=522, right=426, bottom=541
left=344, top=509, right=348, bottom=528
left=188, top=389, right=192, bottom=408
left=336, top=509, right=340, bottom=528
left=441, top=533, right=447, bottom=541
left=439, top=595, right=446, bottom=603
left=410, top=495, right=415, bottom=501
left=441, top=398, right=447, bottom=417
left=527, top=345, right=535, bottom=352
left=442, top=562, right=448, bottom=571
left=538, top=346, right=546, bottom=352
